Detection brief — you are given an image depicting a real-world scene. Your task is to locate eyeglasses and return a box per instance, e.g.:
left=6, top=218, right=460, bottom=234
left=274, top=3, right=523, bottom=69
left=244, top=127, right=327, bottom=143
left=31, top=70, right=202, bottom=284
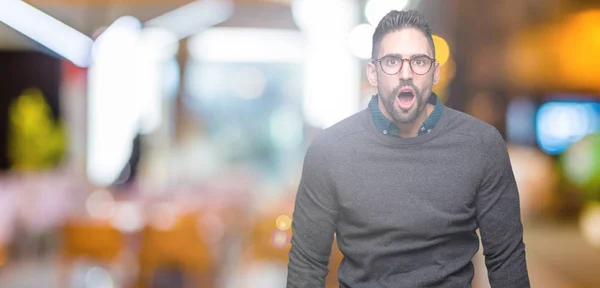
left=374, top=55, right=435, bottom=75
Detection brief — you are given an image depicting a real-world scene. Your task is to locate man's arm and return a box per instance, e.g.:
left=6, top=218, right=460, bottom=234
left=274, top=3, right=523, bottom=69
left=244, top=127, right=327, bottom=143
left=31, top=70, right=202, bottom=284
left=287, top=142, right=338, bottom=288
left=476, top=129, right=530, bottom=288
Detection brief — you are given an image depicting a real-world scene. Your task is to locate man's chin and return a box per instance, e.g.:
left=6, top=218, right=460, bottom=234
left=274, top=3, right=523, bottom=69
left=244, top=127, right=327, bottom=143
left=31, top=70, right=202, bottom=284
left=394, top=107, right=419, bottom=124
left=393, top=112, right=419, bottom=124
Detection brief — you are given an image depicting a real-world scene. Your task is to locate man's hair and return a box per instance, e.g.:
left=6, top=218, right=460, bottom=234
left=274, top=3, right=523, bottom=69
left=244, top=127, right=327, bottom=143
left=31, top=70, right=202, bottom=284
left=371, top=10, right=435, bottom=61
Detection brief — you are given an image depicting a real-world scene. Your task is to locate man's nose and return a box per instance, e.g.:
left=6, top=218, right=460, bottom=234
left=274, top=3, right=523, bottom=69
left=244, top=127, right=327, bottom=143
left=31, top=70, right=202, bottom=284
left=399, top=60, right=413, bottom=80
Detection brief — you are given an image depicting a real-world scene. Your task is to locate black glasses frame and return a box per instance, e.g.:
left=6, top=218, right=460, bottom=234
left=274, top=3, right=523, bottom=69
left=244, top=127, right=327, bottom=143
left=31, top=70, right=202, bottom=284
left=374, top=55, right=436, bottom=75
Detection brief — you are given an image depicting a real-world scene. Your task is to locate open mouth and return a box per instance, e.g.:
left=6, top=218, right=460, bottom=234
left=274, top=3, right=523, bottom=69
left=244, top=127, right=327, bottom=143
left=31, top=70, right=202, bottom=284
left=396, top=88, right=415, bottom=110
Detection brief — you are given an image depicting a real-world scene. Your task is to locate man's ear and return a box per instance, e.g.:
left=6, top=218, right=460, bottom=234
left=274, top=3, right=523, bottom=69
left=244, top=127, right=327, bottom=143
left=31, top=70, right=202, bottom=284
left=433, top=61, right=441, bottom=85
left=367, top=61, right=378, bottom=86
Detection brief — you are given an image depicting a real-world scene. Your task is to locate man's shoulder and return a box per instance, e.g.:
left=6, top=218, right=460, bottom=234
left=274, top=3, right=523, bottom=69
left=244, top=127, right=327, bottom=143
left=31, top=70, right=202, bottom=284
left=444, top=106, right=505, bottom=147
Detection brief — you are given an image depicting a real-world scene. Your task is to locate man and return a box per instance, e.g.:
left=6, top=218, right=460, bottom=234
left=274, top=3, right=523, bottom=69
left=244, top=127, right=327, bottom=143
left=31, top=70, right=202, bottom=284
left=287, top=10, right=529, bottom=288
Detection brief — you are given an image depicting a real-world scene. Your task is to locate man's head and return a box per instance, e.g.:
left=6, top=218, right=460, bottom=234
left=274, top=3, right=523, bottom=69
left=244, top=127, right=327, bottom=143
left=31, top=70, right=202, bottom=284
left=367, top=10, right=440, bottom=125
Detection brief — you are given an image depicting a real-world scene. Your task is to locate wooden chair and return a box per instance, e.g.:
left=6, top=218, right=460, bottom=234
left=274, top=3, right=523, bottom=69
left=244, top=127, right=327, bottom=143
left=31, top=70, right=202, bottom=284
left=59, top=220, right=125, bottom=287
left=325, top=237, right=344, bottom=288
left=240, top=198, right=344, bottom=288
left=137, top=212, right=216, bottom=288
left=0, top=243, right=6, bottom=268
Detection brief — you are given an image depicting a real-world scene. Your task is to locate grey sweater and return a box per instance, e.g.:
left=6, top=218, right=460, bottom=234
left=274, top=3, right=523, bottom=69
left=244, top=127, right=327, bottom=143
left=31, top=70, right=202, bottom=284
left=287, top=106, right=529, bottom=288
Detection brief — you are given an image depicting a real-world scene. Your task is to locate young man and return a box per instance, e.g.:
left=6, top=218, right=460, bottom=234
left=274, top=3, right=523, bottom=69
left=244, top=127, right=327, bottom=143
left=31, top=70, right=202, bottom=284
left=287, top=10, right=530, bottom=288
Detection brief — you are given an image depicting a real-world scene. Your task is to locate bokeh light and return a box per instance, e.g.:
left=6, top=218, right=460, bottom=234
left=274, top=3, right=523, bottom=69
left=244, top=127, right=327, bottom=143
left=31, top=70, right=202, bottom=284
left=432, top=35, right=450, bottom=66
left=269, top=107, right=304, bottom=151
left=561, top=134, right=600, bottom=199
left=506, top=98, right=537, bottom=145
left=85, top=189, right=115, bottom=220
left=275, top=215, right=291, bottom=231
left=579, top=202, right=600, bottom=248
left=536, top=102, right=600, bottom=155
left=110, top=202, right=144, bottom=233
left=270, top=230, right=290, bottom=249
left=556, top=10, right=600, bottom=91
left=148, top=202, right=179, bottom=231
left=84, top=266, right=115, bottom=288
left=508, top=145, right=557, bottom=217
left=348, top=24, right=375, bottom=59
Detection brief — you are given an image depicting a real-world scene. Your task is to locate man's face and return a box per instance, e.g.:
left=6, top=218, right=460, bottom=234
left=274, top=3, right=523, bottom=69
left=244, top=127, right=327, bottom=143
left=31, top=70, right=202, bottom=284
left=367, top=28, right=440, bottom=124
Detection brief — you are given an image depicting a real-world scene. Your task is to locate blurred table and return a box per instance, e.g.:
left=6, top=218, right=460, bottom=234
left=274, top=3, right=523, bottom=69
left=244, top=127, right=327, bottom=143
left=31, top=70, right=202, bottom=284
left=523, top=220, right=600, bottom=288
left=1, top=220, right=599, bottom=288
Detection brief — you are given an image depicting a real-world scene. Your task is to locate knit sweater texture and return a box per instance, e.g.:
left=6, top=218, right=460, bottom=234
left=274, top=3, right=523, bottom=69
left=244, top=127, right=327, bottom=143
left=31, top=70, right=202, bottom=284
left=287, top=106, right=530, bottom=288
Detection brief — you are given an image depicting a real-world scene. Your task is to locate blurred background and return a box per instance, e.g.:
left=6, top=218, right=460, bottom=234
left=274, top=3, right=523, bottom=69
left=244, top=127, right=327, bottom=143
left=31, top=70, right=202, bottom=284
left=0, top=0, right=599, bottom=287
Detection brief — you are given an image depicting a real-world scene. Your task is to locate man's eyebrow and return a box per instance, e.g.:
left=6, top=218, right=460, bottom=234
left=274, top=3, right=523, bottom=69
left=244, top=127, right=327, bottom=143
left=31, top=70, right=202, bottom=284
left=379, top=53, right=431, bottom=59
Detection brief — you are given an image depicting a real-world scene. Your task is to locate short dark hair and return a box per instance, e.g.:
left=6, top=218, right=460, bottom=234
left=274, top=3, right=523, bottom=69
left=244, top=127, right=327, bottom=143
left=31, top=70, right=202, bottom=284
left=371, top=10, right=435, bottom=61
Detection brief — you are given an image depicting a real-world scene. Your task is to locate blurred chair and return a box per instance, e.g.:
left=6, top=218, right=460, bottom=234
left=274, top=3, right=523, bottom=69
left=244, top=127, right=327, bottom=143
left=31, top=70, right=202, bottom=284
left=59, top=220, right=125, bottom=287
left=61, top=221, right=123, bottom=261
left=325, top=238, right=344, bottom=288
left=0, top=243, right=6, bottom=268
left=238, top=196, right=344, bottom=288
left=137, top=212, right=216, bottom=288
left=246, top=212, right=291, bottom=263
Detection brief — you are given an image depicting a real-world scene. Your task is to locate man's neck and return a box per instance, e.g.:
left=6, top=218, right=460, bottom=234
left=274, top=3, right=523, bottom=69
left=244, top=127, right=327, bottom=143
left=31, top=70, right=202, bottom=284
left=394, top=103, right=435, bottom=138
left=378, top=101, right=435, bottom=138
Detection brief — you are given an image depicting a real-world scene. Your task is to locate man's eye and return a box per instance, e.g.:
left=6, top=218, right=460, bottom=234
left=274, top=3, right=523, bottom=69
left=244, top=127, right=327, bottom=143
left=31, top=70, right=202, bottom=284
left=387, top=59, right=397, bottom=65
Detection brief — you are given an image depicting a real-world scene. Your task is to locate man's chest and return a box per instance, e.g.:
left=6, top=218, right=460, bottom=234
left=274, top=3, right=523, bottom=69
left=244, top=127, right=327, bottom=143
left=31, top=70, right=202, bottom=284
left=332, top=145, right=481, bottom=237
